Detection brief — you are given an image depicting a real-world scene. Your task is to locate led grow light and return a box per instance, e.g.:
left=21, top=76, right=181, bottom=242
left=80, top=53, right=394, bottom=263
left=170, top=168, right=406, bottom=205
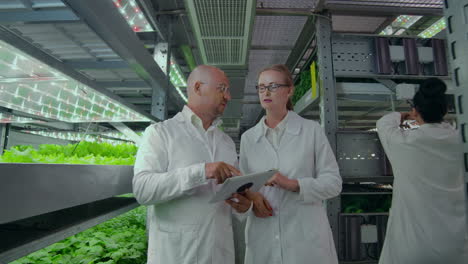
left=0, top=41, right=150, bottom=123
left=379, top=15, right=422, bottom=36
left=112, top=0, right=154, bottom=32
left=0, top=113, right=44, bottom=124
left=22, top=130, right=134, bottom=145
left=418, top=18, right=446, bottom=38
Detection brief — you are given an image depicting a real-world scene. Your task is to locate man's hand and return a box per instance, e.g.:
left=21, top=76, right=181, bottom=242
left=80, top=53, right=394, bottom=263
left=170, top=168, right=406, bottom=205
left=225, top=193, right=251, bottom=213
left=205, top=162, right=241, bottom=184
left=245, top=190, right=273, bottom=218
left=265, top=172, right=299, bottom=192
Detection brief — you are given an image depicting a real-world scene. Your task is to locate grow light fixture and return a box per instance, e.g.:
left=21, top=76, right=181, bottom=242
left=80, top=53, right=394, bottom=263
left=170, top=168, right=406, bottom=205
left=0, top=113, right=43, bottom=124
left=0, top=41, right=150, bottom=123
left=418, top=18, right=446, bottom=38
left=169, top=62, right=188, bottom=102
left=379, top=15, right=422, bottom=36
left=22, top=130, right=133, bottom=145
left=112, top=0, right=154, bottom=32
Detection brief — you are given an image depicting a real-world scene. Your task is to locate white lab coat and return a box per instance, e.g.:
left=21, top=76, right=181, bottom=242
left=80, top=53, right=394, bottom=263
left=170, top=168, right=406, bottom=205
left=133, top=106, right=239, bottom=264
left=377, top=112, right=468, bottom=264
left=239, top=111, right=341, bottom=264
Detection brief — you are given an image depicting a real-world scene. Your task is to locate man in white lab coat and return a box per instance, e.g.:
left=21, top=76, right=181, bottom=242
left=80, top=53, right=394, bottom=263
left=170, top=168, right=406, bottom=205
left=133, top=65, right=251, bottom=264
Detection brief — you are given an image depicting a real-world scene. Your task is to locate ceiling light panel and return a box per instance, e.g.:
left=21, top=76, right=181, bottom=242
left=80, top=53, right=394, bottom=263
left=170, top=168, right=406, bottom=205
left=0, top=41, right=150, bottom=122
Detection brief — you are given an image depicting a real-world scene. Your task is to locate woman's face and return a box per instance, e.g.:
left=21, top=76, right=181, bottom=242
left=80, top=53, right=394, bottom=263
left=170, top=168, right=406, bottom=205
left=257, top=70, right=293, bottom=111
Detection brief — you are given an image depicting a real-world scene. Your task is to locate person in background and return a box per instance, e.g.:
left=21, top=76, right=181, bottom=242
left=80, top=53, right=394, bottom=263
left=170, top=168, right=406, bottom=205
left=377, top=78, right=468, bottom=264
left=133, top=65, right=251, bottom=264
left=239, top=64, right=342, bottom=264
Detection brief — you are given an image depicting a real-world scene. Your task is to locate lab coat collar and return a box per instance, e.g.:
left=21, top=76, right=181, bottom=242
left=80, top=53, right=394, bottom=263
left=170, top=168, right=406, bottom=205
left=253, top=111, right=302, bottom=142
left=175, top=105, right=223, bottom=129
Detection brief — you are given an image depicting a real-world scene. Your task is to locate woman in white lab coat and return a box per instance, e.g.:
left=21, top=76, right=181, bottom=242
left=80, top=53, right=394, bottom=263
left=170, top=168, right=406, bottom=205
left=377, top=78, right=467, bottom=264
left=239, top=64, right=342, bottom=264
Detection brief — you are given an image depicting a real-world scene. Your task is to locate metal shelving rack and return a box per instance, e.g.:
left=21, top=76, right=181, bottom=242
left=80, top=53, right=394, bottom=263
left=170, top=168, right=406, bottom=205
left=0, top=164, right=137, bottom=263
left=294, top=9, right=453, bottom=263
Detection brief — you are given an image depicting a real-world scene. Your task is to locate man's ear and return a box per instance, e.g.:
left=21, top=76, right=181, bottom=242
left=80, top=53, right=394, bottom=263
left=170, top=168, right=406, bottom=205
left=194, top=81, right=202, bottom=96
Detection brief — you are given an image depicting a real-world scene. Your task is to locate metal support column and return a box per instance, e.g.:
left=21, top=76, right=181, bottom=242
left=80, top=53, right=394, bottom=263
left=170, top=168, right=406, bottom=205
left=151, top=84, right=168, bottom=121
left=443, top=0, right=468, bottom=227
left=316, top=15, right=340, bottom=253
left=0, top=123, right=8, bottom=155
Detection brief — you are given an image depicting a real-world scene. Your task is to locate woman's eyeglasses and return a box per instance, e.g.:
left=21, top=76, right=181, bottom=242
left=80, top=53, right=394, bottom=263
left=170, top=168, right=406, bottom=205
left=255, top=83, right=289, bottom=93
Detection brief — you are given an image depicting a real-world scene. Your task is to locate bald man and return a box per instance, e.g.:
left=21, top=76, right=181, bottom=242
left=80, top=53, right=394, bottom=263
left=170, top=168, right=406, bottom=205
left=133, top=65, right=251, bottom=264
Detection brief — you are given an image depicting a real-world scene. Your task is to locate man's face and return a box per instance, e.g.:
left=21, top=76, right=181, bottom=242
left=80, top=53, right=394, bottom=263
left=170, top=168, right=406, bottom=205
left=198, top=71, right=231, bottom=117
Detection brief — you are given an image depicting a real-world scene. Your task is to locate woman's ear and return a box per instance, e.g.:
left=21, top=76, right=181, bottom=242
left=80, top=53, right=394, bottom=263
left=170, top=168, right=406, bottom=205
left=288, top=87, right=295, bottom=97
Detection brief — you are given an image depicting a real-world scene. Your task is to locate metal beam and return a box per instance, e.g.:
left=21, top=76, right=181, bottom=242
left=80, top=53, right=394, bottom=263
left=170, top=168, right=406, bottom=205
left=285, top=16, right=316, bottom=71
left=99, top=80, right=148, bottom=88
left=19, top=0, right=33, bottom=10
left=326, top=3, right=443, bottom=16
left=250, top=45, right=294, bottom=50
left=0, top=164, right=133, bottom=224
left=374, top=16, right=397, bottom=35
left=64, top=60, right=129, bottom=70
left=0, top=26, right=156, bottom=122
left=256, top=8, right=314, bottom=16
left=63, top=0, right=185, bottom=111
left=137, top=0, right=167, bottom=42
left=121, top=97, right=152, bottom=104
left=314, top=0, right=326, bottom=12
left=109, top=122, right=142, bottom=145
left=0, top=10, right=79, bottom=24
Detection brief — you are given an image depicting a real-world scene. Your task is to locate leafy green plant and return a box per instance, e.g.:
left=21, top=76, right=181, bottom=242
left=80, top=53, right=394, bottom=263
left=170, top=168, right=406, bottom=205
left=292, top=69, right=312, bottom=105
left=342, top=195, right=392, bottom=213
left=0, top=142, right=137, bottom=165
left=10, top=207, right=148, bottom=264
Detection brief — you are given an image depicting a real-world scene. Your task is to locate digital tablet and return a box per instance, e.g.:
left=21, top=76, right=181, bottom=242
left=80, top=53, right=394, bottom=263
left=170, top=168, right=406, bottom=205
left=209, top=169, right=278, bottom=203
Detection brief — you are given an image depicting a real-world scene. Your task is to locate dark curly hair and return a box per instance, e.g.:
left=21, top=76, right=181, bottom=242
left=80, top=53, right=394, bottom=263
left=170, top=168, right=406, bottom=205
left=413, top=78, right=448, bottom=123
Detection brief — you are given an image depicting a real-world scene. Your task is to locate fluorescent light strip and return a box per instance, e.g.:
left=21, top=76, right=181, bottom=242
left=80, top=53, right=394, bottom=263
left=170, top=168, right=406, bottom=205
left=0, top=41, right=150, bottom=122
left=379, top=15, right=422, bottom=36
left=112, top=0, right=154, bottom=32
left=23, top=130, right=134, bottom=145
left=0, top=113, right=43, bottom=124
left=418, top=18, right=446, bottom=38
left=169, top=64, right=188, bottom=102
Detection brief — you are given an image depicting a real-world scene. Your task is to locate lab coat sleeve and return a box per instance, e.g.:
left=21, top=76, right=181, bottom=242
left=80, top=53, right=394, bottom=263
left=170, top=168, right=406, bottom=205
left=376, top=112, right=405, bottom=151
left=232, top=134, right=254, bottom=221
left=133, top=124, right=208, bottom=206
left=297, top=124, right=342, bottom=203
left=239, top=134, right=251, bottom=175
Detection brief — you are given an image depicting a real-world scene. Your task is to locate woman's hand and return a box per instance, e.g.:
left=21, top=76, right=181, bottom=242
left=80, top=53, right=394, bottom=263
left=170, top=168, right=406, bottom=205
left=265, top=172, right=300, bottom=192
left=400, top=112, right=419, bottom=128
left=245, top=190, right=273, bottom=218
left=225, top=193, right=252, bottom=213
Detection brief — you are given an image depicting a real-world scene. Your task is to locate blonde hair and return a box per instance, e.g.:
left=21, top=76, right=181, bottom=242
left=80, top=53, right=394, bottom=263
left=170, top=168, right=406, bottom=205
left=258, top=64, right=294, bottom=110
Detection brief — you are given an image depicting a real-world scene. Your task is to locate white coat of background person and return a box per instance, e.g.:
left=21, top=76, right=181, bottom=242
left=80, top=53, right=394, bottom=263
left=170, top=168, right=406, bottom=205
left=133, top=65, right=252, bottom=264
left=377, top=78, right=468, bottom=264
left=239, top=64, right=342, bottom=264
